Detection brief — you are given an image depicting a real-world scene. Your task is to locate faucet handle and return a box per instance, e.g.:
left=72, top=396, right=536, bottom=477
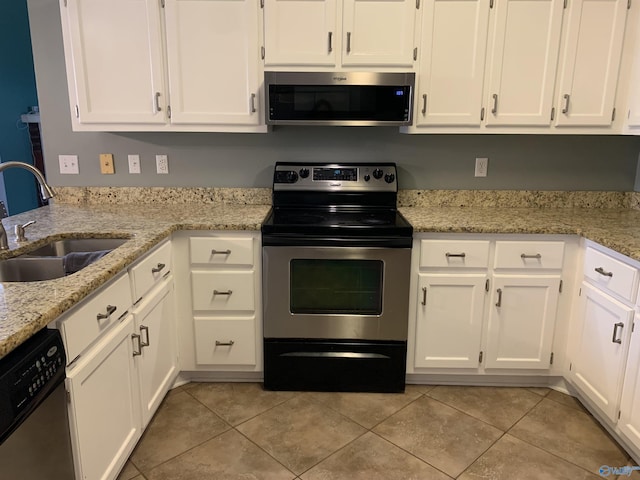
left=15, top=220, right=36, bottom=242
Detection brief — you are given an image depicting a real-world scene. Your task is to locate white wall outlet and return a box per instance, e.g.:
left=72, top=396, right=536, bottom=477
left=128, top=154, right=141, bottom=174
left=59, top=155, right=79, bottom=174
left=155, top=154, right=169, bottom=174
left=475, top=157, right=488, bottom=177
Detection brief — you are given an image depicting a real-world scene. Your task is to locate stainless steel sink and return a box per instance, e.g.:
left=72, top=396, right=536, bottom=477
left=23, top=238, right=129, bottom=257
left=0, top=257, right=65, bottom=282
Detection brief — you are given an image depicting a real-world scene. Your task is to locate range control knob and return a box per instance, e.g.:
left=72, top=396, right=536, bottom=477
left=299, top=168, right=310, bottom=178
left=363, top=174, right=371, bottom=182
left=384, top=173, right=395, bottom=184
left=287, top=171, right=299, bottom=183
left=372, top=168, right=384, bottom=179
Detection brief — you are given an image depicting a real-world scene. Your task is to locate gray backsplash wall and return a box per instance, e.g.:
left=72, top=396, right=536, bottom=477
left=28, top=0, right=640, bottom=192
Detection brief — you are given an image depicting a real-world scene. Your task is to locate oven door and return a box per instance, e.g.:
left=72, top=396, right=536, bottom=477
left=263, top=246, right=410, bottom=341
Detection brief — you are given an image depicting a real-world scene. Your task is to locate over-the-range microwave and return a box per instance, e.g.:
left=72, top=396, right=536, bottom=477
left=264, top=71, right=415, bottom=126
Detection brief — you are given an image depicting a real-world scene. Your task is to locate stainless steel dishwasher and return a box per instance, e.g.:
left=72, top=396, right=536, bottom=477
left=0, top=328, right=75, bottom=479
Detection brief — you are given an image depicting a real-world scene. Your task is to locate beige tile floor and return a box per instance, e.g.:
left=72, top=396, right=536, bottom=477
left=117, top=383, right=640, bottom=480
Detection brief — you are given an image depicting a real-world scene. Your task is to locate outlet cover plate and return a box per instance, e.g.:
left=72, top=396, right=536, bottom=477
left=59, top=155, right=79, bottom=174
left=156, top=154, right=169, bottom=174
left=128, top=154, right=141, bottom=174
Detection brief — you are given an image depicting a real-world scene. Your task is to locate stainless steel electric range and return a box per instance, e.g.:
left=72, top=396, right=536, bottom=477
left=261, top=162, right=413, bottom=392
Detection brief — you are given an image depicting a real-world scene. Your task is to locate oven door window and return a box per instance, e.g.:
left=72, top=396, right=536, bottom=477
left=290, top=259, right=383, bottom=315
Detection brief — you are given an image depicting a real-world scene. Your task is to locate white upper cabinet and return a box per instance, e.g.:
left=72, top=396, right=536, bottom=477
left=341, top=0, right=418, bottom=66
left=484, top=0, right=564, bottom=126
left=263, top=0, right=338, bottom=66
left=61, top=0, right=166, bottom=125
left=555, top=0, right=628, bottom=126
left=415, top=0, right=490, bottom=126
left=262, top=0, right=417, bottom=67
left=164, top=0, right=261, bottom=125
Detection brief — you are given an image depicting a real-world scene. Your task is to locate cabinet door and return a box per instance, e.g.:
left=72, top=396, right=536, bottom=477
left=263, top=0, right=337, bottom=66
left=165, top=0, right=261, bottom=125
left=415, top=273, right=487, bottom=368
left=619, top=313, right=640, bottom=448
left=61, top=0, right=166, bottom=124
left=66, top=315, right=141, bottom=480
left=416, top=0, right=490, bottom=126
left=555, top=0, right=627, bottom=126
left=485, top=275, right=560, bottom=369
left=484, top=0, right=563, bottom=126
left=134, top=278, right=178, bottom=427
left=571, top=282, right=633, bottom=421
left=341, top=0, right=417, bottom=66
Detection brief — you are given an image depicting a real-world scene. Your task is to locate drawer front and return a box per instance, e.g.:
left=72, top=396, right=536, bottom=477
left=494, top=241, right=565, bottom=269
left=61, top=273, right=133, bottom=362
left=191, top=271, right=255, bottom=311
left=130, top=241, right=172, bottom=301
left=420, top=240, right=490, bottom=268
left=194, top=318, right=256, bottom=365
left=584, top=247, right=638, bottom=302
left=190, top=237, right=253, bottom=266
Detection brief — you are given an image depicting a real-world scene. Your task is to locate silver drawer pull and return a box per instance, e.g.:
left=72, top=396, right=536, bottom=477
left=215, top=340, right=235, bottom=347
left=97, top=305, right=117, bottom=321
left=612, top=322, right=624, bottom=344
left=132, top=334, right=142, bottom=356
left=140, top=325, right=150, bottom=347
left=213, top=289, right=233, bottom=296
left=495, top=288, right=502, bottom=307
left=521, top=253, right=541, bottom=259
left=151, top=263, right=166, bottom=274
left=211, top=249, right=231, bottom=255
left=595, top=267, right=613, bottom=277
left=445, top=252, right=466, bottom=258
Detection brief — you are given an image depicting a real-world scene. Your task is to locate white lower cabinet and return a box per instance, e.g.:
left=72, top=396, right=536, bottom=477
left=619, top=312, right=640, bottom=449
left=66, top=314, right=141, bottom=480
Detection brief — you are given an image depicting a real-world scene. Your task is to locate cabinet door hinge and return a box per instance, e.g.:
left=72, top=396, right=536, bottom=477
left=413, top=47, right=418, bottom=61
left=550, top=352, right=554, bottom=365
left=485, top=278, right=490, bottom=292
left=261, top=46, right=265, bottom=60
left=551, top=107, right=555, bottom=121
left=481, top=107, right=485, bottom=121
left=612, top=108, right=616, bottom=121
left=559, top=279, right=563, bottom=293
left=416, top=0, right=420, bottom=8
left=167, top=105, right=172, bottom=119
left=479, top=351, right=484, bottom=364
left=74, top=105, right=79, bottom=118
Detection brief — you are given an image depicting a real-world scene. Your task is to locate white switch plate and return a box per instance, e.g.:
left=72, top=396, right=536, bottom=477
left=156, top=154, right=169, bottom=174
left=475, top=157, right=488, bottom=177
left=128, top=154, right=141, bottom=174
left=59, top=155, right=79, bottom=174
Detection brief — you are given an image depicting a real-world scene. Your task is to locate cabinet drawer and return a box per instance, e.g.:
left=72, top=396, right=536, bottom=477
left=60, top=273, right=133, bottom=362
left=419, top=240, right=490, bottom=268
left=130, top=241, right=172, bottom=301
left=190, top=237, right=253, bottom=266
left=494, top=241, right=565, bottom=269
left=191, top=271, right=255, bottom=311
left=584, top=247, right=638, bottom=302
left=193, top=318, right=256, bottom=365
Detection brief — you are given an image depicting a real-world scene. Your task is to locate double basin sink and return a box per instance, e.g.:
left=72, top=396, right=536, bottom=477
left=0, top=237, right=129, bottom=282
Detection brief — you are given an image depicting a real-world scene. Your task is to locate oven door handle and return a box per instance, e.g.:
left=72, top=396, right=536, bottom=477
left=280, top=351, right=390, bottom=359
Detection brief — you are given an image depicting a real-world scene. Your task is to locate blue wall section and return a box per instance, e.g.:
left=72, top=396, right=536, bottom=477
left=0, top=0, right=39, bottom=215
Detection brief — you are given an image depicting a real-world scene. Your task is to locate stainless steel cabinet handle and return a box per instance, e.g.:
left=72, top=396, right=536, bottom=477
left=151, top=263, right=165, bottom=274
left=595, top=267, right=613, bottom=277
left=491, top=94, right=498, bottom=115
left=421, top=286, right=427, bottom=306
left=347, top=32, right=352, bottom=53
left=250, top=93, right=256, bottom=113
left=422, top=94, right=427, bottom=115
left=612, top=322, right=624, bottom=344
left=521, top=253, right=542, bottom=259
left=495, top=288, right=502, bottom=307
left=140, top=325, right=150, bottom=347
left=215, top=340, right=235, bottom=347
left=154, top=92, right=162, bottom=112
left=446, top=252, right=466, bottom=258
left=97, top=305, right=117, bottom=321
left=562, top=94, right=570, bottom=114
left=328, top=31, right=333, bottom=53
left=132, top=334, right=142, bottom=356
left=211, top=249, right=231, bottom=255
left=213, top=289, right=233, bottom=296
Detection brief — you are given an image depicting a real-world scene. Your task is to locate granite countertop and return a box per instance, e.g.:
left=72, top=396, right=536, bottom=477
left=2, top=201, right=640, bottom=360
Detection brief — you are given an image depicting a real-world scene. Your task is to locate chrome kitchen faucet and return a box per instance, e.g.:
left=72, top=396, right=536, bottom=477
left=0, top=162, right=54, bottom=250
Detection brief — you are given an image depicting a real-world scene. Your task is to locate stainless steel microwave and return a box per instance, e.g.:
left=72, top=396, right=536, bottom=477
left=264, top=71, right=415, bottom=126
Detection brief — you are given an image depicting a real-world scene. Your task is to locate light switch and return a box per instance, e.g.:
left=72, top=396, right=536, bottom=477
left=100, top=154, right=115, bottom=174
